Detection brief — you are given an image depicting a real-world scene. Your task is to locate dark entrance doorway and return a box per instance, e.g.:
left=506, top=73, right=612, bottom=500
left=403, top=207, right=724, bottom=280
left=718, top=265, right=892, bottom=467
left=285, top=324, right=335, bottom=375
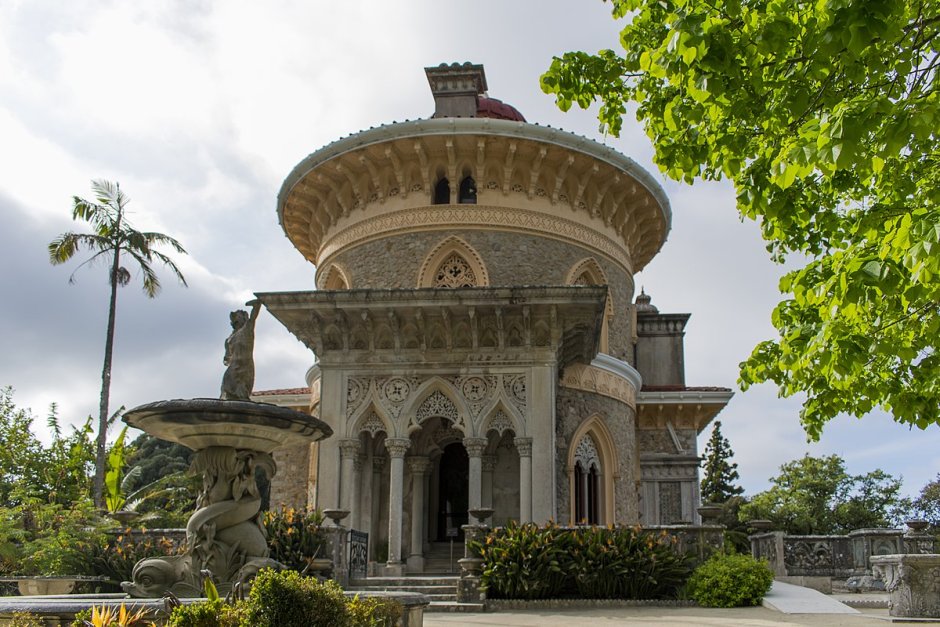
left=436, top=442, right=468, bottom=540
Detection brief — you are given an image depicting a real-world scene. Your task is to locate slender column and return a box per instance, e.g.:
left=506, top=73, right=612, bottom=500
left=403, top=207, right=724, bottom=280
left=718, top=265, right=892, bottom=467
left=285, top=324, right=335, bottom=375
left=338, top=439, right=360, bottom=524
left=384, top=438, right=411, bottom=568
left=407, top=457, right=432, bottom=571
left=464, top=437, right=487, bottom=524
left=481, top=455, right=496, bottom=509
left=515, top=437, right=533, bottom=523
left=370, top=455, right=385, bottom=561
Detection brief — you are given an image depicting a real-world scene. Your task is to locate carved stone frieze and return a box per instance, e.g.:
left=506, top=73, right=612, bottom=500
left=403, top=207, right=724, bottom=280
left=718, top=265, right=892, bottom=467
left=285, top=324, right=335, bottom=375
left=640, top=461, right=699, bottom=480
left=561, top=362, right=636, bottom=408
left=503, top=374, right=527, bottom=412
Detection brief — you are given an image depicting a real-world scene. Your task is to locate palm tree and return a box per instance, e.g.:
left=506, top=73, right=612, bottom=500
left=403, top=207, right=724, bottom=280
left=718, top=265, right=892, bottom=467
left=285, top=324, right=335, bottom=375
left=49, top=180, right=188, bottom=508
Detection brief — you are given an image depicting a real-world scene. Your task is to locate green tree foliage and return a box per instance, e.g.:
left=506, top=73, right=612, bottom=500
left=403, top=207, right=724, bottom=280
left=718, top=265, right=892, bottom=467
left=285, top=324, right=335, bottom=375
left=739, top=454, right=910, bottom=534
left=0, top=387, right=94, bottom=508
left=700, top=421, right=745, bottom=504
left=49, top=180, right=188, bottom=507
left=541, top=0, right=940, bottom=438
left=913, top=474, right=940, bottom=529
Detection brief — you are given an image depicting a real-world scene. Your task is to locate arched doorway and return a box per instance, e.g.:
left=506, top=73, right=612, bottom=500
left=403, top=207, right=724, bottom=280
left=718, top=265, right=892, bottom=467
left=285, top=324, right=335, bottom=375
left=436, top=442, right=468, bottom=540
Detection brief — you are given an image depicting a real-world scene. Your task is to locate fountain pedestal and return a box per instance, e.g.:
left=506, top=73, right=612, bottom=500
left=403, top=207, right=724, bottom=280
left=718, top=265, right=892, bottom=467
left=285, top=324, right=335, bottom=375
left=120, top=398, right=331, bottom=598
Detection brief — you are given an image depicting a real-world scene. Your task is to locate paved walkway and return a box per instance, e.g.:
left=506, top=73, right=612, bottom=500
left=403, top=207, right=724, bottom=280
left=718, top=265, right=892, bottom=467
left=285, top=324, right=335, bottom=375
left=424, top=582, right=895, bottom=626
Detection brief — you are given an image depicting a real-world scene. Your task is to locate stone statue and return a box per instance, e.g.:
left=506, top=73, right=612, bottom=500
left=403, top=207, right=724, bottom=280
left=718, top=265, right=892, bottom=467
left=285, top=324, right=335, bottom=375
left=221, top=301, right=261, bottom=400
left=122, top=446, right=280, bottom=597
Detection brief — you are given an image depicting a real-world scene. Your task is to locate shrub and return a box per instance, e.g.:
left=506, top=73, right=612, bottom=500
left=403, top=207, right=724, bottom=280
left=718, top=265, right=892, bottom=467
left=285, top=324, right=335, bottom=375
left=686, top=552, right=774, bottom=607
left=10, top=612, right=44, bottom=627
left=345, top=595, right=403, bottom=627
left=165, top=599, right=248, bottom=627
left=245, top=568, right=347, bottom=627
left=474, top=522, right=691, bottom=600
left=568, top=525, right=689, bottom=599
left=262, top=507, right=326, bottom=572
left=475, top=521, right=570, bottom=599
left=73, top=531, right=182, bottom=585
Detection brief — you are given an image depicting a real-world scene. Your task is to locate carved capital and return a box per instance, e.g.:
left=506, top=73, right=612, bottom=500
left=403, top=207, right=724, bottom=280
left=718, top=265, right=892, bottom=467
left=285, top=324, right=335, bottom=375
left=463, top=437, right=488, bottom=458
left=338, top=438, right=361, bottom=459
left=408, top=456, right=433, bottom=474
left=384, top=437, right=412, bottom=458
left=514, top=437, right=533, bottom=457
left=481, top=455, right=497, bottom=473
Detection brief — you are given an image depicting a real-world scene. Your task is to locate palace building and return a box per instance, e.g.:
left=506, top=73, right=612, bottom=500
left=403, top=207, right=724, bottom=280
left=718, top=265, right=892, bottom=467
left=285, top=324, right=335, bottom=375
left=255, top=63, right=732, bottom=575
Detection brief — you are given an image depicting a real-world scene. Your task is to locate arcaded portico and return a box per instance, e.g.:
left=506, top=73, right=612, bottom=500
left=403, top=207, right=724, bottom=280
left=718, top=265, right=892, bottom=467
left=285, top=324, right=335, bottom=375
left=257, top=63, right=732, bottom=575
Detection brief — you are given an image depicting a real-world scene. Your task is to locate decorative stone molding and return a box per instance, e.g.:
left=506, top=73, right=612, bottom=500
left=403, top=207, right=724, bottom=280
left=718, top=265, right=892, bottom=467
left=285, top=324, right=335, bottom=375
left=561, top=362, right=637, bottom=409
left=317, top=262, right=351, bottom=290
left=481, top=455, right=497, bottom=472
left=484, top=410, right=515, bottom=437
left=416, top=390, right=459, bottom=426
left=384, top=437, right=411, bottom=458
left=574, top=434, right=601, bottom=471
left=514, top=437, right=533, bottom=457
left=639, top=459, right=700, bottom=480
left=338, top=439, right=361, bottom=459
left=318, top=204, right=633, bottom=277
left=463, top=437, right=488, bottom=458
left=278, top=118, right=671, bottom=273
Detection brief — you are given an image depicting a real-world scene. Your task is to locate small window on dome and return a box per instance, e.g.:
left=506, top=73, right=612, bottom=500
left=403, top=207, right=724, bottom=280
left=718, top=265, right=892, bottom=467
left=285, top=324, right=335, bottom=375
left=433, top=178, right=450, bottom=205
left=458, top=176, right=477, bottom=204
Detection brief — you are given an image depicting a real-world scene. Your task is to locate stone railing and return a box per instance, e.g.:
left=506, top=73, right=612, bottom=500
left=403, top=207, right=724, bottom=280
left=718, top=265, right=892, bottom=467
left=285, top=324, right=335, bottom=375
left=749, top=523, right=936, bottom=592
left=643, top=525, right=725, bottom=564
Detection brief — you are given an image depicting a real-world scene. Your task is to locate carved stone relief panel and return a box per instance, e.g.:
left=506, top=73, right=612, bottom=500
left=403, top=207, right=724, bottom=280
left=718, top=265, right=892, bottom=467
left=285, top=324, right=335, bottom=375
left=659, top=481, right=682, bottom=524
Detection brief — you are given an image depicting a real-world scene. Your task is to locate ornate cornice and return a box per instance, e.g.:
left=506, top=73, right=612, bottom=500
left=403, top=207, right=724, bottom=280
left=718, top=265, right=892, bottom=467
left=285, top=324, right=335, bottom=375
left=317, top=204, right=633, bottom=277
left=278, top=118, right=671, bottom=273
left=560, top=354, right=641, bottom=409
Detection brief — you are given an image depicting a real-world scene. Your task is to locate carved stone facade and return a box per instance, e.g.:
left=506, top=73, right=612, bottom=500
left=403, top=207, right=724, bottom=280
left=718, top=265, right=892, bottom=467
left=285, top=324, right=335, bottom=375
left=257, top=63, right=732, bottom=574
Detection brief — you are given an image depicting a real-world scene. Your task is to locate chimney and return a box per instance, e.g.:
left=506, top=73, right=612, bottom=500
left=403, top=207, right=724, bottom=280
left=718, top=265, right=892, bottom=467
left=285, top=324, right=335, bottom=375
left=425, top=62, right=487, bottom=118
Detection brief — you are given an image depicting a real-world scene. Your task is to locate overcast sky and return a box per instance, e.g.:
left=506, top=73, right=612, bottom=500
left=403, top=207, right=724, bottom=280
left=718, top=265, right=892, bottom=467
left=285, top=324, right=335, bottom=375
left=1, top=0, right=937, bottom=500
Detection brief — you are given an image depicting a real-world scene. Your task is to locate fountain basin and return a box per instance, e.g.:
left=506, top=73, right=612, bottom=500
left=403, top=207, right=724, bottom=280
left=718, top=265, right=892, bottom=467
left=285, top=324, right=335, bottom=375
left=123, top=398, right=331, bottom=452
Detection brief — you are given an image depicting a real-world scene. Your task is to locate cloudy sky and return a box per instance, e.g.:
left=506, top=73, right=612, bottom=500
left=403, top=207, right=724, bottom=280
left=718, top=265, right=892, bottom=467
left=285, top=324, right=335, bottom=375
left=1, top=0, right=937, bottom=500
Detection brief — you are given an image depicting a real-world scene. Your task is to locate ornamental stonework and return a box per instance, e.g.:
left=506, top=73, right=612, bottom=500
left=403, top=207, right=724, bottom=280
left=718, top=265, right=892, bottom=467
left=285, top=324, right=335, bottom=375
left=560, top=363, right=636, bottom=408
left=317, top=204, right=633, bottom=276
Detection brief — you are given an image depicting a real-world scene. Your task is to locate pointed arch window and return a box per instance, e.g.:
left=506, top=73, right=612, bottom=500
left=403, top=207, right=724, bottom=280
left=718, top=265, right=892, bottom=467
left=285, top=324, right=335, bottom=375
left=573, top=433, right=601, bottom=524
left=458, top=176, right=477, bottom=204
left=433, top=178, right=450, bottom=205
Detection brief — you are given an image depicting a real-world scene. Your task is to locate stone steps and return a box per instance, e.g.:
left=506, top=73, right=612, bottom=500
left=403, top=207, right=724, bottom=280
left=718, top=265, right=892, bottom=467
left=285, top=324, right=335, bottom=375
left=348, top=576, right=463, bottom=609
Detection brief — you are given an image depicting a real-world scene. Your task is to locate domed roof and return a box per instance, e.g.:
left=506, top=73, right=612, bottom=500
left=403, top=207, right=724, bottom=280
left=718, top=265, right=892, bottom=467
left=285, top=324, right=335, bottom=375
left=635, top=289, right=659, bottom=314
left=476, top=96, right=526, bottom=122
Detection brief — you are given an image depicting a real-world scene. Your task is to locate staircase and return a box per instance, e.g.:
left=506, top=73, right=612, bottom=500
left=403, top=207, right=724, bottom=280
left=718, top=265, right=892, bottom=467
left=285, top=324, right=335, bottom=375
left=347, top=543, right=484, bottom=612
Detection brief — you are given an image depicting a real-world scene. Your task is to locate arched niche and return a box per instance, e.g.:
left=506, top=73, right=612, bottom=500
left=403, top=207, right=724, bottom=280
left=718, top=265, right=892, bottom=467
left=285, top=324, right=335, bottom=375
left=417, top=235, right=490, bottom=288
left=318, top=262, right=351, bottom=290
left=566, top=257, right=614, bottom=354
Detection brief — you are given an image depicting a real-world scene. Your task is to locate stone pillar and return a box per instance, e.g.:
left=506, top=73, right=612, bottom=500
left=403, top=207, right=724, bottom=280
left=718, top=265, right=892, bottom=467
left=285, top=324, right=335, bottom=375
left=872, top=554, right=940, bottom=618
left=481, top=455, right=496, bottom=509
left=338, top=439, right=361, bottom=525
left=384, top=438, right=411, bottom=575
left=464, top=438, right=487, bottom=524
left=370, top=455, right=385, bottom=564
left=407, top=457, right=432, bottom=572
left=529, top=366, right=556, bottom=521
left=514, top=437, right=533, bottom=523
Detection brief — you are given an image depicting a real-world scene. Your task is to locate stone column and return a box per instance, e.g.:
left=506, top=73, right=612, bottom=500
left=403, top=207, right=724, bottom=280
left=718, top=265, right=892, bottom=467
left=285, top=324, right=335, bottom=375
left=338, top=438, right=361, bottom=525
left=514, top=437, right=533, bottom=523
left=384, top=437, right=411, bottom=575
left=481, top=455, right=496, bottom=509
left=407, top=457, right=432, bottom=572
left=464, top=437, right=487, bottom=524
left=370, top=455, right=385, bottom=563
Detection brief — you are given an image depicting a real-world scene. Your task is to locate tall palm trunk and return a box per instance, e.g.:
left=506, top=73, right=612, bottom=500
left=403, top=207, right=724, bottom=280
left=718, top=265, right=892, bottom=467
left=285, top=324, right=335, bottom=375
left=93, top=214, right=122, bottom=508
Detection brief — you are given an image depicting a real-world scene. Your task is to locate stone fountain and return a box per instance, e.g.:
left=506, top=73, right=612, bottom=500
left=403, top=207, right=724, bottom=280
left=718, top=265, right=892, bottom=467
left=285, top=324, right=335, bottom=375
left=120, top=301, right=333, bottom=597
